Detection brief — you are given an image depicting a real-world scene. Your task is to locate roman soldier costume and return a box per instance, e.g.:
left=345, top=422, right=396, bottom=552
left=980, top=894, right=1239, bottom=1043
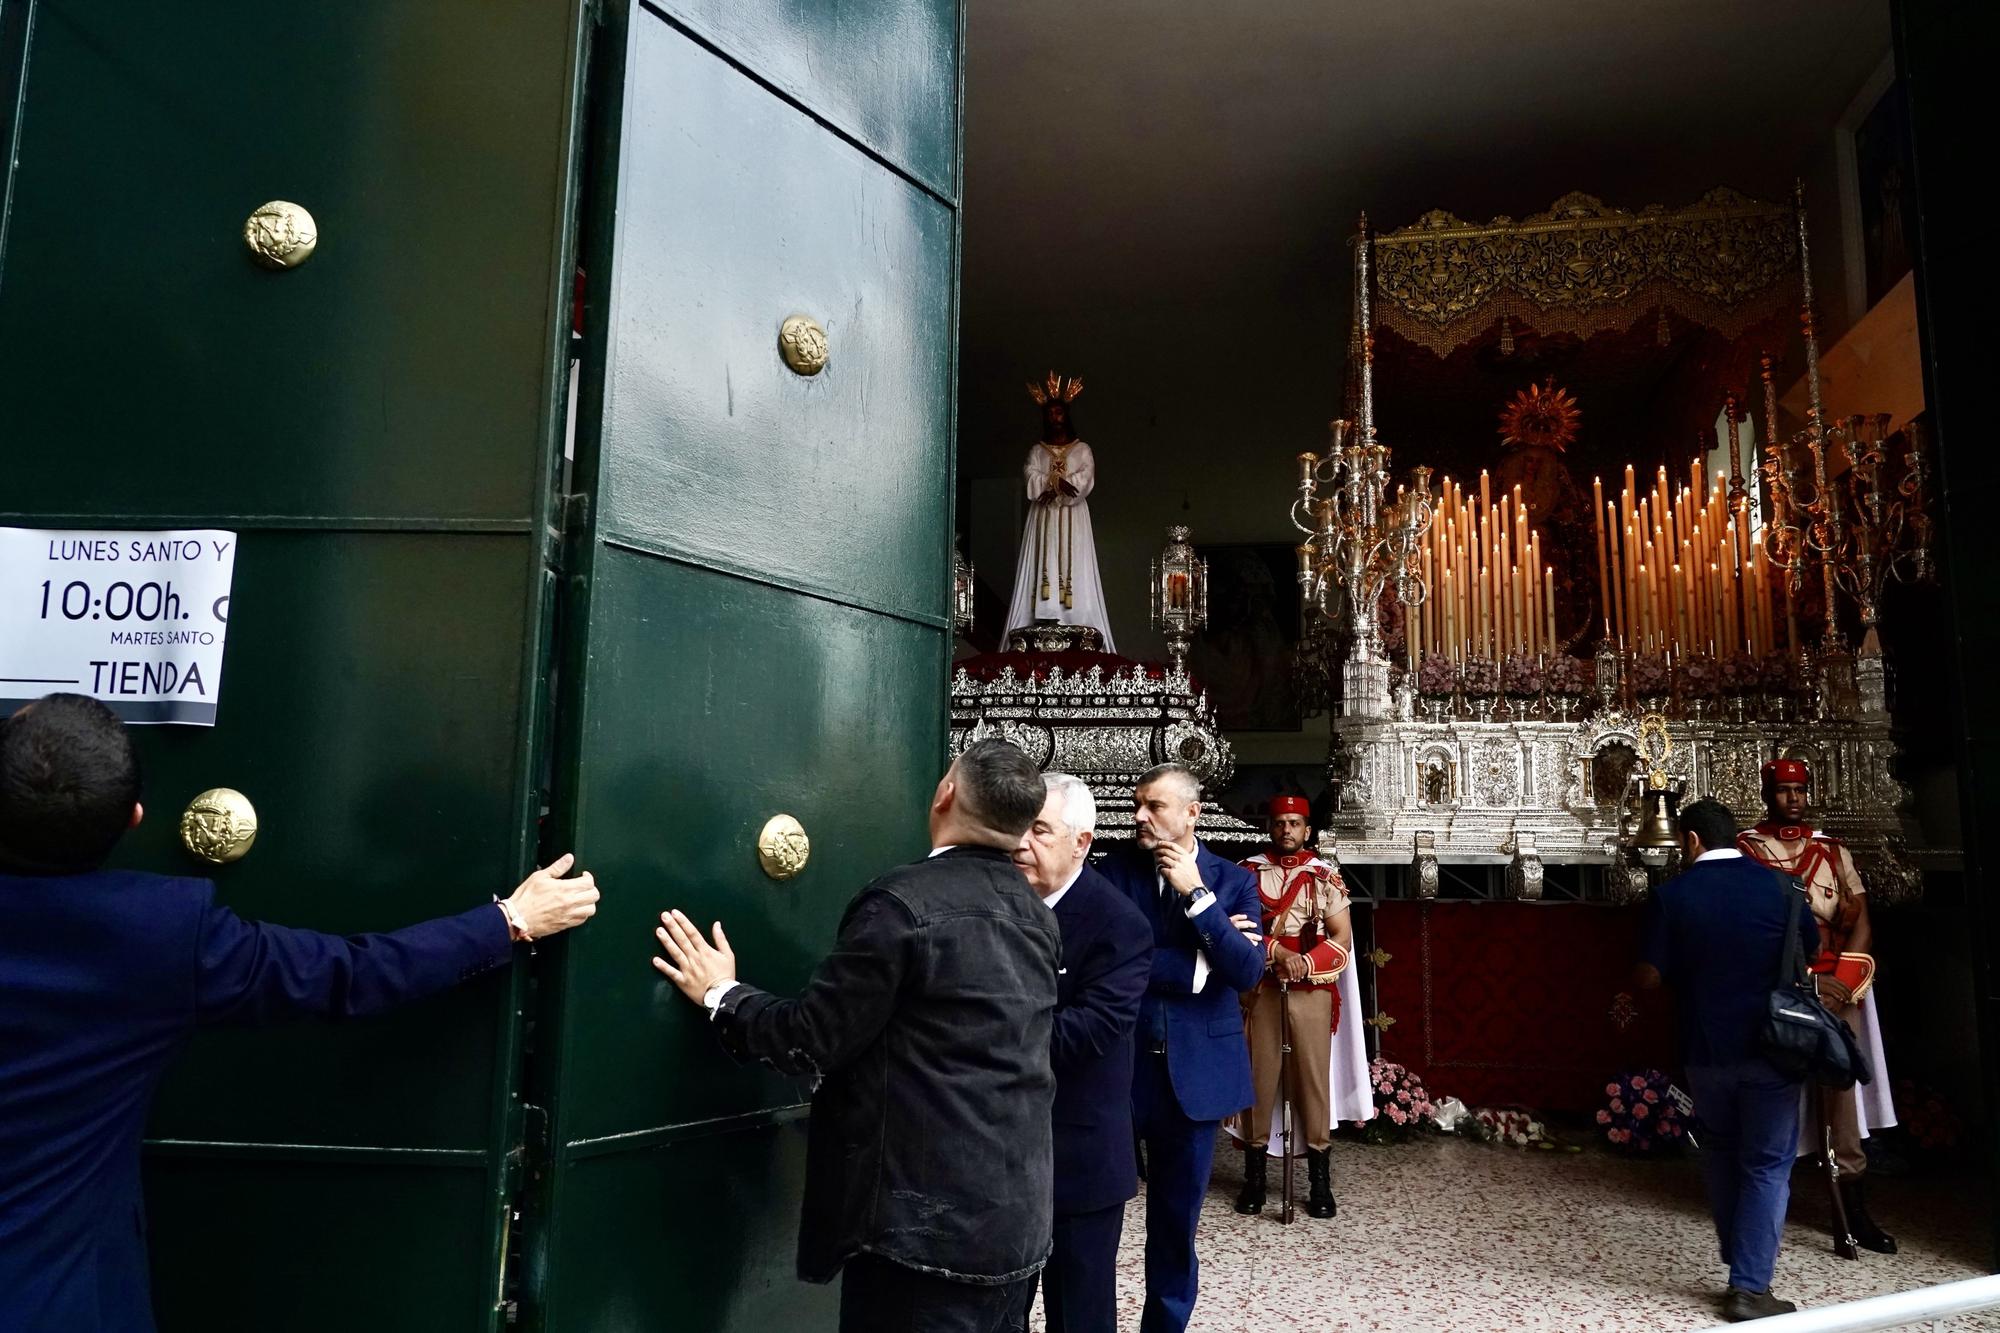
left=1738, top=757, right=1897, bottom=1254
left=1232, top=796, right=1349, bottom=1220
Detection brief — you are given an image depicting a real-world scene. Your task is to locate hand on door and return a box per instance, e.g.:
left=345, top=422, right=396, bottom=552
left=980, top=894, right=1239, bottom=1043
left=501, top=853, right=600, bottom=940
left=653, top=908, right=737, bottom=1004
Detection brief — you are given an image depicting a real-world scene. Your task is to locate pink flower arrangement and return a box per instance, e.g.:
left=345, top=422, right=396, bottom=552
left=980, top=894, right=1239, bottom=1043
left=1417, top=652, right=1458, bottom=696
left=1720, top=653, right=1762, bottom=692
left=1601, top=1067, right=1689, bottom=1153
left=1500, top=651, right=1543, bottom=697
left=1548, top=655, right=1596, bottom=696
left=1363, top=1058, right=1438, bottom=1141
left=1680, top=653, right=1720, bottom=698
left=1629, top=653, right=1670, bottom=696
left=1761, top=651, right=1800, bottom=691
left=1894, top=1078, right=1962, bottom=1153
left=1460, top=656, right=1499, bottom=697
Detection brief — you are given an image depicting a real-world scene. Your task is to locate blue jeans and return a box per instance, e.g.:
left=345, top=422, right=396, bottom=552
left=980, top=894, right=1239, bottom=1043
left=1687, top=1060, right=1804, bottom=1293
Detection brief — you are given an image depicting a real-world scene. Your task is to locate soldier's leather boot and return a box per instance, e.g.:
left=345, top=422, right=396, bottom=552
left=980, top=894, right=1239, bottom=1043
left=1841, top=1178, right=1898, bottom=1253
left=1233, top=1145, right=1267, bottom=1215
left=1305, top=1147, right=1337, bottom=1218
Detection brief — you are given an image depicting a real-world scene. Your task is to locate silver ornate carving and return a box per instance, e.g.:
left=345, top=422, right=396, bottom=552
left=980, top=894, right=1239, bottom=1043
left=950, top=660, right=1258, bottom=845
left=1315, top=706, right=1925, bottom=898
left=1506, top=831, right=1544, bottom=901
left=1410, top=830, right=1441, bottom=898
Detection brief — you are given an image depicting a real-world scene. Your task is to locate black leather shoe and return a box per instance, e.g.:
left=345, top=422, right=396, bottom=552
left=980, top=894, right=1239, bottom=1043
left=1305, top=1147, right=1337, bottom=1218
left=1722, top=1288, right=1797, bottom=1321
left=1841, top=1178, right=1899, bottom=1254
left=1233, top=1145, right=1267, bottom=1215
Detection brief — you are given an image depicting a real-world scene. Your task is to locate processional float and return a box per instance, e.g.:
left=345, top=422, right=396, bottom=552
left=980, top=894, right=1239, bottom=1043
left=1294, top=188, right=1936, bottom=901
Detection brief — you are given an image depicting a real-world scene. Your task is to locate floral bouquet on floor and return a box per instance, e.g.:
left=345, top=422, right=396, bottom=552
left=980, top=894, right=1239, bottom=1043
left=1470, top=1106, right=1548, bottom=1147
left=1599, top=1068, right=1689, bottom=1153
left=1359, top=1058, right=1437, bottom=1144
left=1894, top=1078, right=1963, bottom=1154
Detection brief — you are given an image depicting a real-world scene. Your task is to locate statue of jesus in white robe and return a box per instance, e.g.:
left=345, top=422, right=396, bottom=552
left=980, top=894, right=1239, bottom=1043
left=1004, top=372, right=1116, bottom=651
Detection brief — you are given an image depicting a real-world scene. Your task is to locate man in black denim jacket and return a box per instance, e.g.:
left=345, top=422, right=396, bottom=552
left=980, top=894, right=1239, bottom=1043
left=654, top=739, right=1059, bottom=1333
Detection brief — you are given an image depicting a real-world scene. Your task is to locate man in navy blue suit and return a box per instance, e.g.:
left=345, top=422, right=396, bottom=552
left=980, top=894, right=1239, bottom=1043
left=1639, top=796, right=1820, bottom=1324
left=1095, top=763, right=1265, bottom=1333
left=0, top=694, right=602, bottom=1333
left=1012, top=772, right=1151, bottom=1333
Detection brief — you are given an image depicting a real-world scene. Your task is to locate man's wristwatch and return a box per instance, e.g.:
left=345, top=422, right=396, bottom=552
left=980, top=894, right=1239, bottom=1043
left=495, top=897, right=532, bottom=943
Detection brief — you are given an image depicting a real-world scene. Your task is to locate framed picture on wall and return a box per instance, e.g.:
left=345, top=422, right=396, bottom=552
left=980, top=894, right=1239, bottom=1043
left=1853, top=80, right=1915, bottom=308
left=1189, top=542, right=1303, bottom=731
left=1838, top=61, right=1917, bottom=316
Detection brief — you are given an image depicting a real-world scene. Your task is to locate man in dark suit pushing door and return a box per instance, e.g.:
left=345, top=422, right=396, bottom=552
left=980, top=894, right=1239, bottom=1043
left=0, top=694, right=602, bottom=1333
left=1012, top=771, right=1151, bottom=1333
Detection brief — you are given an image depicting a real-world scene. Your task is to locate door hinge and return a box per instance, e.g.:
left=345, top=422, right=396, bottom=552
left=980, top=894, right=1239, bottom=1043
left=546, top=490, right=591, bottom=572
left=519, top=1101, right=552, bottom=1171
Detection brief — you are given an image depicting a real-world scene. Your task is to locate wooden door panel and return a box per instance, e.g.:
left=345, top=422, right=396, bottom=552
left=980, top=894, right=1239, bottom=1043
left=124, top=531, right=533, bottom=1148
left=0, top=0, right=578, bottom=523
left=548, top=547, right=943, bottom=1142
left=535, top=1118, right=836, bottom=1332
left=598, top=16, right=955, bottom=624
left=654, top=0, right=961, bottom=197
left=143, top=1159, right=492, bottom=1332
left=528, top=1, right=962, bottom=1325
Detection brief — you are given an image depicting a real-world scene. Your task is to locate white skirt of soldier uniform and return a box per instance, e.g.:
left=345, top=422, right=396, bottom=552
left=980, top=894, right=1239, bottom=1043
left=1227, top=963, right=1374, bottom=1146
left=1797, top=987, right=1897, bottom=1156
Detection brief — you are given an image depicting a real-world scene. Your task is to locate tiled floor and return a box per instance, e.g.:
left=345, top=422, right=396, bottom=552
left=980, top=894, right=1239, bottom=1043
left=1035, top=1135, right=1996, bottom=1331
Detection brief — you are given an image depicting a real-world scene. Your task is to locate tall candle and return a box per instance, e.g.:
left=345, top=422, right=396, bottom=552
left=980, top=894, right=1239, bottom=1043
left=1545, top=566, right=1557, bottom=649
left=1673, top=565, right=1689, bottom=647
left=1592, top=477, right=1609, bottom=636
left=1609, top=504, right=1627, bottom=646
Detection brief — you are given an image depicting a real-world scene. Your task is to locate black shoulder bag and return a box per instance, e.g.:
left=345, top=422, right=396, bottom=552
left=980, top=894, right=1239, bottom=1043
left=1759, top=884, right=1872, bottom=1089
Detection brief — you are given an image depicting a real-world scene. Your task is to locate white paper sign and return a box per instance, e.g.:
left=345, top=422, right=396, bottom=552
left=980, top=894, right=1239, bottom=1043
left=0, top=528, right=237, bottom=725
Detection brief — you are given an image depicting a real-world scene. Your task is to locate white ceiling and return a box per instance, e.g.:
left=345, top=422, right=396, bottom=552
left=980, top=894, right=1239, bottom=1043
left=963, top=0, right=1891, bottom=317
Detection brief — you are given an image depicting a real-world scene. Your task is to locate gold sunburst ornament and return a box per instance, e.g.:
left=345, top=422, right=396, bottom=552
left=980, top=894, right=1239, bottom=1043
left=1498, top=376, right=1582, bottom=452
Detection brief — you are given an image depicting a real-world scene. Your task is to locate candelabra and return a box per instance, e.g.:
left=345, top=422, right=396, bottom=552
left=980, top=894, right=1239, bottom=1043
left=1290, top=215, right=1436, bottom=717
left=1759, top=185, right=1936, bottom=718
left=1149, top=525, right=1209, bottom=671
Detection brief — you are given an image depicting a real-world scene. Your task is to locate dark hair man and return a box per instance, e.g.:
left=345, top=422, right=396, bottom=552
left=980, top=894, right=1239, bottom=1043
left=1092, top=763, right=1265, bottom=1333
left=1011, top=772, right=1151, bottom=1333
left=652, top=739, right=1059, bottom=1333
left=0, top=694, right=601, bottom=1332
left=1738, top=757, right=1896, bottom=1254
left=1638, top=797, right=1819, bottom=1323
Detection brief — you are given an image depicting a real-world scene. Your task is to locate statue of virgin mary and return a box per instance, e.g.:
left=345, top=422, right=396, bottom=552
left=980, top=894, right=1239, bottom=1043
left=1004, top=371, right=1115, bottom=651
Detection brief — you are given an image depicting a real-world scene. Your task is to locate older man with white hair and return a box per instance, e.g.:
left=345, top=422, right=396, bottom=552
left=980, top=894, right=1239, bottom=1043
left=1013, top=773, right=1152, bottom=1333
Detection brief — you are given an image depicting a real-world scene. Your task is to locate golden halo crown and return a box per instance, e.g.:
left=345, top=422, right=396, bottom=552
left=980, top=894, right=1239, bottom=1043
left=1498, top=376, right=1581, bottom=452
left=1026, top=370, right=1083, bottom=406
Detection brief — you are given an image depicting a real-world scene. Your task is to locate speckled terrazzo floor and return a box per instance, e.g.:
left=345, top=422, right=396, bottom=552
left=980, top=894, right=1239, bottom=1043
left=1031, top=1136, right=1996, bottom=1331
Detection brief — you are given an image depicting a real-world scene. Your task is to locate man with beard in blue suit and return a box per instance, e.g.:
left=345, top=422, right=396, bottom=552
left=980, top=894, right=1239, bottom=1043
left=1012, top=772, right=1152, bottom=1333
left=1095, top=763, right=1264, bottom=1333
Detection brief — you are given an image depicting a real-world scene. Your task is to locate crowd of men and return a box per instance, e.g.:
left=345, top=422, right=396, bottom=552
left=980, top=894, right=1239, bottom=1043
left=2, top=692, right=1898, bottom=1332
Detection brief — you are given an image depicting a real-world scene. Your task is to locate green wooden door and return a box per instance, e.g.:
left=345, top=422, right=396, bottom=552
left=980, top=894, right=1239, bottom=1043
left=0, top=2, right=589, bottom=1328
left=525, top=2, right=964, bottom=1328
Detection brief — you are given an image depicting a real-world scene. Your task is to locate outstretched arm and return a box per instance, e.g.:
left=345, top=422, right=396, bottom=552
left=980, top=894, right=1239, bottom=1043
left=197, top=855, right=599, bottom=1024
left=656, top=894, right=913, bottom=1078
